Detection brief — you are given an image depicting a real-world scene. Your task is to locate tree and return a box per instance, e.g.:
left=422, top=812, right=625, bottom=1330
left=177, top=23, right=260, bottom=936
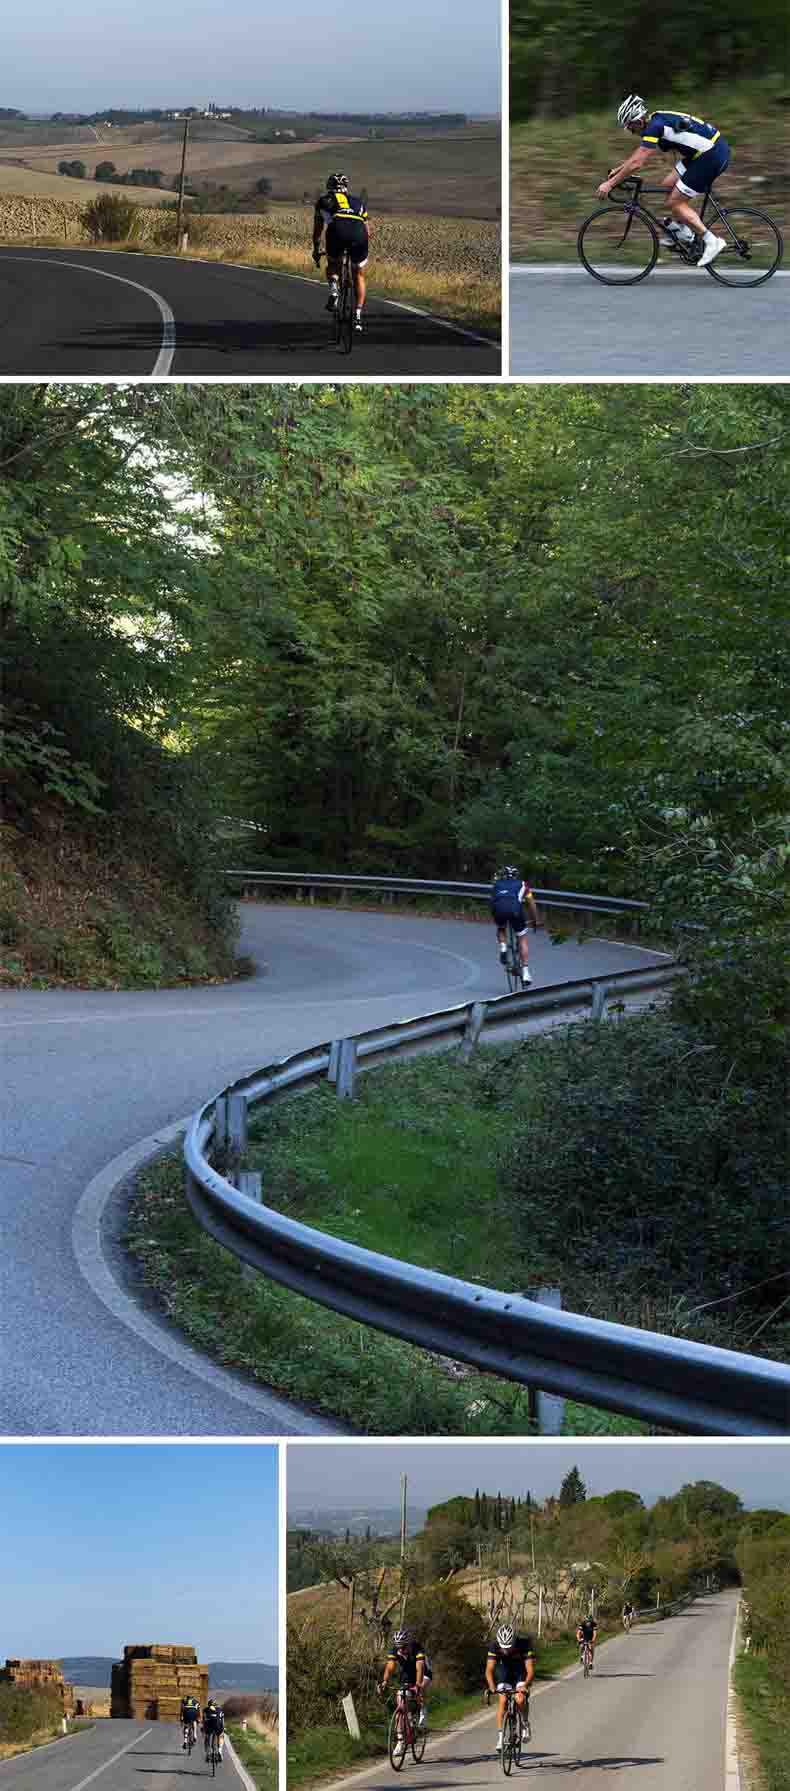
left=94, top=161, right=117, bottom=180
left=559, top=1467, right=587, bottom=1508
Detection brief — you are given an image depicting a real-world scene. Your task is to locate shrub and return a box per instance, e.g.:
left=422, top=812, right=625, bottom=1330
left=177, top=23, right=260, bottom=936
left=0, top=1683, right=62, bottom=1742
left=153, top=209, right=214, bottom=247
left=81, top=192, right=140, bottom=242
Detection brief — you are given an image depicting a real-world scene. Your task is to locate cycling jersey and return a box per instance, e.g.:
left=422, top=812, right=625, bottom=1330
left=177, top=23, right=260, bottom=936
left=203, top=1706, right=224, bottom=1732
left=387, top=1643, right=428, bottom=1686
left=487, top=1636, right=536, bottom=1683
left=315, top=190, right=369, bottom=227
left=640, top=112, right=721, bottom=159
left=578, top=1620, right=597, bottom=1642
left=490, top=876, right=531, bottom=914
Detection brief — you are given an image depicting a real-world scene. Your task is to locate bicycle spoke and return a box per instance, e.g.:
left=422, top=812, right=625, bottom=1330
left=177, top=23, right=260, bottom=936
left=705, top=207, right=783, bottom=285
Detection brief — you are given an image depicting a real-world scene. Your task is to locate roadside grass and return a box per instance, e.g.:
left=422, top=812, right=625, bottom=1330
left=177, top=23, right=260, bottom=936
left=227, top=1723, right=277, bottom=1791
left=733, top=1656, right=790, bottom=1791
left=510, top=77, right=790, bottom=259
left=0, top=1721, right=94, bottom=1762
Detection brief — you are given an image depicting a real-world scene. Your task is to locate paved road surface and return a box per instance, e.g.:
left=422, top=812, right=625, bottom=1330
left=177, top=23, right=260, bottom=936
left=324, top=1593, right=737, bottom=1791
left=0, top=904, right=668, bottom=1436
left=0, top=1720, right=234, bottom=1789
left=0, top=250, right=500, bottom=376
left=510, top=265, right=789, bottom=375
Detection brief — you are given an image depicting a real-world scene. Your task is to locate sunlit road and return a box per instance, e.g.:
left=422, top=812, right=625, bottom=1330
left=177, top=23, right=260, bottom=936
left=0, top=1720, right=236, bottom=1788
left=0, top=249, right=500, bottom=376
left=510, top=264, right=789, bottom=375
left=0, top=903, right=667, bottom=1436
left=320, top=1593, right=738, bottom=1791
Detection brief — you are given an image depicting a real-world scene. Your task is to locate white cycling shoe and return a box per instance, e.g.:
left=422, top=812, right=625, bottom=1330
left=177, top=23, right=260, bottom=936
left=698, top=234, right=727, bottom=268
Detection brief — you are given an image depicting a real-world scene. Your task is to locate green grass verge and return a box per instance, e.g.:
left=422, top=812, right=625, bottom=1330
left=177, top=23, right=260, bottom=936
left=511, top=77, right=790, bottom=260
left=227, top=1723, right=277, bottom=1790
left=733, top=1655, right=790, bottom=1791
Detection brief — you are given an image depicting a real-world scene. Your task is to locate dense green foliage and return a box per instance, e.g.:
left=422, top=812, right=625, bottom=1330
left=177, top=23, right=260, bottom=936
left=0, top=1682, right=62, bottom=1743
left=510, top=0, right=789, bottom=119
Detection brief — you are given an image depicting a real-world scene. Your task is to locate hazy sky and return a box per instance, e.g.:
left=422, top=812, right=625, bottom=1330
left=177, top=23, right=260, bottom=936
left=9, top=1, right=500, bottom=116
left=288, top=1441, right=790, bottom=1514
left=0, top=1444, right=278, bottom=1660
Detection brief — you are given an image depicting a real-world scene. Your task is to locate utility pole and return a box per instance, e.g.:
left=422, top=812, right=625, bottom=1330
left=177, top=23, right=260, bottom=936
left=399, top=1474, right=408, bottom=1624
left=530, top=1513, right=535, bottom=1572
left=175, top=114, right=191, bottom=249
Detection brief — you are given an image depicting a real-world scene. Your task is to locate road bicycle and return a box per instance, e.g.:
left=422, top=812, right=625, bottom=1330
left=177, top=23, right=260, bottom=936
left=501, top=920, right=538, bottom=994
left=500, top=1688, right=531, bottom=1776
left=205, top=1729, right=221, bottom=1775
left=387, top=1686, right=427, bottom=1771
left=580, top=1642, right=594, bottom=1679
left=577, top=176, right=783, bottom=286
left=622, top=1612, right=633, bottom=1634
left=334, top=245, right=356, bottom=354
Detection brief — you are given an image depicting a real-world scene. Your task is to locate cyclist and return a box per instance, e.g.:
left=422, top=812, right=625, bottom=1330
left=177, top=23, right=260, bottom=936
left=312, top=174, right=370, bottom=334
left=597, top=96, right=730, bottom=268
left=180, top=1693, right=200, bottom=1750
left=622, top=1600, right=635, bottom=1631
left=486, top=1622, right=536, bottom=1754
left=490, top=864, right=539, bottom=987
left=379, top=1627, right=431, bottom=1729
left=576, top=1613, right=598, bottom=1669
left=202, top=1698, right=225, bottom=1765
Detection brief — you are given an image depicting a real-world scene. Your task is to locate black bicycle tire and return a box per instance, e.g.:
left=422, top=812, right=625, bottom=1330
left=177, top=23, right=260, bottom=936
left=389, top=1709, right=407, bottom=1771
left=577, top=204, right=659, bottom=284
left=501, top=1709, right=514, bottom=1776
left=506, top=924, right=521, bottom=994
left=412, top=1720, right=427, bottom=1763
left=513, top=1713, right=522, bottom=1765
left=704, top=207, right=783, bottom=287
left=339, top=254, right=354, bottom=354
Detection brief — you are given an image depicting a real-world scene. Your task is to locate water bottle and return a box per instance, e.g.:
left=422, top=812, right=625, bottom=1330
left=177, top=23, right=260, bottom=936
left=663, top=216, right=695, bottom=245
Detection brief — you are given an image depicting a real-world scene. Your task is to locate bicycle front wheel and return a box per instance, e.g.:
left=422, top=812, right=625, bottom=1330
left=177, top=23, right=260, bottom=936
left=578, top=204, right=658, bottom=284
left=501, top=1711, right=514, bottom=1776
left=412, top=1721, right=427, bottom=1763
left=389, top=1710, right=407, bottom=1771
left=705, top=207, right=783, bottom=286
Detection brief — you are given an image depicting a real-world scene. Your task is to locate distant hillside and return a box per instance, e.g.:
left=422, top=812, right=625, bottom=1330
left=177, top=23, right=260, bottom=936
left=290, top=1505, right=426, bottom=1537
left=61, top=1658, right=278, bottom=1691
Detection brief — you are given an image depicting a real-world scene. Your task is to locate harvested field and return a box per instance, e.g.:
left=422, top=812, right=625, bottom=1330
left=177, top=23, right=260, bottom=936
left=0, top=133, right=362, bottom=183
left=0, top=164, right=168, bottom=206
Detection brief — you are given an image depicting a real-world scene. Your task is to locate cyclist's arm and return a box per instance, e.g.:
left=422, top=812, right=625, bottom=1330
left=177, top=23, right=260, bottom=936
left=485, top=1656, right=498, bottom=1693
left=523, top=1657, right=536, bottom=1689
left=414, top=1657, right=424, bottom=1687
left=600, top=143, right=653, bottom=192
left=312, top=205, right=324, bottom=254
left=526, top=891, right=539, bottom=927
left=381, top=1659, right=395, bottom=1688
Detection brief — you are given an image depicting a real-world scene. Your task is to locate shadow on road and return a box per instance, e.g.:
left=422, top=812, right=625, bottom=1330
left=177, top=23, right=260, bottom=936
left=521, top=1755, right=665, bottom=1773
left=53, top=315, right=498, bottom=363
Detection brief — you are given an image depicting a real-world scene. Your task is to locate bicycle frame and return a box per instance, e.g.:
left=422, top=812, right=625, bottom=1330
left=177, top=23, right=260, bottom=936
left=612, top=178, right=731, bottom=257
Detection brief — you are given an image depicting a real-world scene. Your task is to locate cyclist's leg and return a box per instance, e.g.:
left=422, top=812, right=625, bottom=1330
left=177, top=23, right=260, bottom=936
left=496, top=1684, right=509, bottom=1747
left=515, top=917, right=532, bottom=982
left=324, top=225, right=342, bottom=306
left=672, top=142, right=730, bottom=249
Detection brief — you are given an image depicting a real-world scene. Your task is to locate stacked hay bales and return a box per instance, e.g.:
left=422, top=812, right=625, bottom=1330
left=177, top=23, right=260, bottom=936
left=111, top=1646, right=208, bottom=1721
left=1, top=1660, right=74, bottom=1715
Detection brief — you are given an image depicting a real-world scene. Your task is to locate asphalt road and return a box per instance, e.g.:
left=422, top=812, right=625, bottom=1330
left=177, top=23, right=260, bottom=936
left=0, top=249, right=500, bottom=375
left=510, top=264, right=789, bottom=375
left=0, top=904, right=668, bottom=1437
left=0, top=1720, right=234, bottom=1789
left=324, top=1593, right=738, bottom=1791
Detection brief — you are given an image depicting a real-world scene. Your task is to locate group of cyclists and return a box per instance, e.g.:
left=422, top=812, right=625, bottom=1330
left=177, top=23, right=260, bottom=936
left=179, top=1694, right=225, bottom=1764
left=380, top=1605, right=638, bottom=1756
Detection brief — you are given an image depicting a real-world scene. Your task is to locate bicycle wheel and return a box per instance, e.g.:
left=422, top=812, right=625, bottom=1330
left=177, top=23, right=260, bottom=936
left=506, top=925, right=521, bottom=994
left=513, top=1714, right=523, bottom=1765
left=583, top=1649, right=592, bottom=1679
left=412, top=1717, right=427, bottom=1763
left=704, top=207, right=783, bottom=286
left=389, top=1709, right=407, bottom=1771
left=211, top=1738, right=218, bottom=1776
left=578, top=204, right=658, bottom=284
left=337, top=255, right=354, bottom=353
left=501, top=1709, right=514, bottom=1776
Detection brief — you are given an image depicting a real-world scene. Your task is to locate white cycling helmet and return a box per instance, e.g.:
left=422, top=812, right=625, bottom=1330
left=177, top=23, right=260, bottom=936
left=617, top=95, right=647, bottom=128
left=496, top=1624, right=515, bottom=1649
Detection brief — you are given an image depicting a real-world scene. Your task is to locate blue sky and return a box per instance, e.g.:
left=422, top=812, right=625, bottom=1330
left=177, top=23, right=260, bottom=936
left=0, top=1444, right=278, bottom=1660
left=288, top=1442, right=790, bottom=1515
left=8, top=1, right=500, bottom=116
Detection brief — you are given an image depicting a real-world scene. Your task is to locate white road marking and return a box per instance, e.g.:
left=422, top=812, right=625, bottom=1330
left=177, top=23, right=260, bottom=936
left=67, top=1728, right=153, bottom=1790
left=725, top=1601, right=742, bottom=1791
left=1, top=254, right=176, bottom=373
left=511, top=261, right=790, bottom=278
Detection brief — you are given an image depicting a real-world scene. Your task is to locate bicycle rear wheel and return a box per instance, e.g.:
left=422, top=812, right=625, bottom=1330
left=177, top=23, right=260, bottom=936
left=704, top=207, right=783, bottom=286
left=506, top=924, right=521, bottom=994
left=578, top=204, right=658, bottom=283
left=337, top=255, right=354, bottom=353
left=389, top=1709, right=407, bottom=1771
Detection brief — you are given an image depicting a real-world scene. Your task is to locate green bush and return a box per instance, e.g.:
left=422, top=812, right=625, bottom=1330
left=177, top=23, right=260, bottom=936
left=0, top=1682, right=62, bottom=1742
left=405, top=1585, right=488, bottom=1692
left=81, top=192, right=140, bottom=241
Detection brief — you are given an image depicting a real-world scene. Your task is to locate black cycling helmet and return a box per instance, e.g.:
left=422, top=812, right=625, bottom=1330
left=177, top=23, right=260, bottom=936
left=326, top=172, right=349, bottom=193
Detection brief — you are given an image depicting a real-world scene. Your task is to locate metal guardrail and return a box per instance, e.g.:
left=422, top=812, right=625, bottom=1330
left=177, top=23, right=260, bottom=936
left=223, top=869, right=648, bottom=920
left=183, top=968, right=790, bottom=1437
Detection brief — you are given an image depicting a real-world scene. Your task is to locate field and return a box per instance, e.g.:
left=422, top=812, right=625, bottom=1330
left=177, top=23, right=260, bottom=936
left=511, top=79, right=789, bottom=258
left=0, top=161, right=168, bottom=205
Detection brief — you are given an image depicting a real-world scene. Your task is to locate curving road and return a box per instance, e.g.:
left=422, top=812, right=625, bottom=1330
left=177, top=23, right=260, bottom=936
left=0, top=249, right=500, bottom=376
left=322, top=1593, right=739, bottom=1791
left=0, top=904, right=668, bottom=1437
left=509, top=264, right=789, bottom=375
left=0, top=1720, right=244, bottom=1788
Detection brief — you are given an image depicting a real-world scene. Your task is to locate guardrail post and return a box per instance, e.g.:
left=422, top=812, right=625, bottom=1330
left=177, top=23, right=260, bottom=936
left=462, top=1002, right=486, bottom=1062
left=526, top=1287, right=565, bottom=1434
left=336, top=1038, right=358, bottom=1100
left=215, top=1092, right=248, bottom=1184
left=328, top=1040, right=341, bottom=1084
left=590, top=982, right=608, bottom=1022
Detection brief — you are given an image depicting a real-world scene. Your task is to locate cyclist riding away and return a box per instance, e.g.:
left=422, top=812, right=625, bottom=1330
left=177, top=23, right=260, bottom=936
left=379, top=1628, right=431, bottom=1728
left=577, top=1614, right=598, bottom=1668
left=180, top=1693, right=200, bottom=1749
left=312, top=174, right=370, bottom=334
left=490, top=865, right=539, bottom=987
left=202, top=1698, right=225, bottom=1765
left=598, top=96, right=730, bottom=268
left=622, top=1600, right=635, bottom=1630
left=486, top=1623, right=536, bottom=1753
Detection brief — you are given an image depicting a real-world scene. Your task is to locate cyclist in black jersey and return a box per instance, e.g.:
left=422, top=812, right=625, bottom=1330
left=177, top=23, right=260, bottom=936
left=576, top=1614, right=598, bottom=1668
left=597, top=95, right=729, bottom=267
left=180, top=1694, right=200, bottom=1749
left=490, top=865, right=539, bottom=987
left=485, top=1624, right=536, bottom=1753
left=202, top=1699, right=225, bottom=1764
left=379, top=1629, right=431, bottom=1726
left=312, top=173, right=370, bottom=333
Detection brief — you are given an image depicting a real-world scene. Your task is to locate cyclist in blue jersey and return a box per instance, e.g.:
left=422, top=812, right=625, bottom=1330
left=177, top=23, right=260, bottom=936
left=597, top=95, right=730, bottom=268
left=490, top=864, right=539, bottom=988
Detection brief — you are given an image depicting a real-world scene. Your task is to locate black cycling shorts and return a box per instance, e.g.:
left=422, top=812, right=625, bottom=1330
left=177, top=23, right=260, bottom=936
left=492, top=903, right=528, bottom=936
left=326, top=219, right=369, bottom=266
